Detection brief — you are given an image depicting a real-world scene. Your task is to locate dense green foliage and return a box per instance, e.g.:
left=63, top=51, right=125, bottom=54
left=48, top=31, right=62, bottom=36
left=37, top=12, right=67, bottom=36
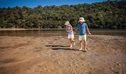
left=0, top=1, right=126, bottom=29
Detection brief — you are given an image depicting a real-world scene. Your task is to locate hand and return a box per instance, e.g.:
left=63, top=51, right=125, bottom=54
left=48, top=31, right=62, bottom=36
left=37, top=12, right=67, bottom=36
left=88, top=32, right=92, bottom=35
left=74, top=32, right=76, bottom=35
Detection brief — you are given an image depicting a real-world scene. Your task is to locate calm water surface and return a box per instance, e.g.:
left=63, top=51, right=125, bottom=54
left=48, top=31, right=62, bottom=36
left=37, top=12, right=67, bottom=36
left=0, top=30, right=126, bottom=37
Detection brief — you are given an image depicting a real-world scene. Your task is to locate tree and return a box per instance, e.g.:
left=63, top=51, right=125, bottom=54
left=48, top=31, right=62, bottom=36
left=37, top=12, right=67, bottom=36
left=0, top=1, right=126, bottom=29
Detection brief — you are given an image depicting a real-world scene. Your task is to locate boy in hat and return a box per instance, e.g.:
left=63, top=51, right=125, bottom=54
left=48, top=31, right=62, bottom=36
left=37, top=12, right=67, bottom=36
left=76, top=17, right=91, bottom=51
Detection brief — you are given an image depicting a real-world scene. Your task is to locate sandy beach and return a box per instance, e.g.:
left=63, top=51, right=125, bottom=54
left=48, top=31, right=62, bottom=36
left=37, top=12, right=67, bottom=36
left=0, top=35, right=126, bottom=74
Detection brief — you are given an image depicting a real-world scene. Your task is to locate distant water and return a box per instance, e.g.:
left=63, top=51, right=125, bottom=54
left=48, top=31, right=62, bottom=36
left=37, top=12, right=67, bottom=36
left=0, top=30, right=126, bottom=37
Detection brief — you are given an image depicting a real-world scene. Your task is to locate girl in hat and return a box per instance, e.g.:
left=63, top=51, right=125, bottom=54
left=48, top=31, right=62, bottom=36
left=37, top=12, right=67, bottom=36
left=65, top=21, right=75, bottom=48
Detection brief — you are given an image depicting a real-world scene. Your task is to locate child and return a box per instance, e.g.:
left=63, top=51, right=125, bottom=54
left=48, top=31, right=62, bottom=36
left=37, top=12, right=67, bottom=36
left=65, top=21, right=75, bottom=48
left=76, top=17, right=91, bottom=51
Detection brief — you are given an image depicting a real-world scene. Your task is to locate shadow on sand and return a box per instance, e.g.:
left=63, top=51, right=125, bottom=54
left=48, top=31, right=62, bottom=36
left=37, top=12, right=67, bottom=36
left=45, top=45, right=78, bottom=51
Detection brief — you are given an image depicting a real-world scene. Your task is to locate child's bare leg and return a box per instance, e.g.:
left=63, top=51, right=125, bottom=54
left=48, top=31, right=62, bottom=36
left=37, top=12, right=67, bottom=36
left=83, top=40, right=87, bottom=51
left=71, top=38, right=75, bottom=45
left=79, top=40, right=82, bottom=50
left=69, top=39, right=72, bottom=48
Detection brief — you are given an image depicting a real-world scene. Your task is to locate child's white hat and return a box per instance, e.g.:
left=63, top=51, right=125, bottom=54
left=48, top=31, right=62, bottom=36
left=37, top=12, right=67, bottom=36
left=79, top=17, right=85, bottom=22
left=64, top=21, right=70, bottom=25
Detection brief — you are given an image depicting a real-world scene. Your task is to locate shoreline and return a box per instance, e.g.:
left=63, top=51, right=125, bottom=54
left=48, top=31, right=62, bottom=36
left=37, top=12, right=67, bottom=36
left=0, top=28, right=126, bottom=31
left=0, top=28, right=65, bottom=31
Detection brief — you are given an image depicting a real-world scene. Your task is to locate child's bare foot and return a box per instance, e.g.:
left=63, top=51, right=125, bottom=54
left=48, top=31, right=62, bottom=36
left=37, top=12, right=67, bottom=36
left=83, top=49, right=87, bottom=52
left=79, top=48, right=82, bottom=51
left=79, top=48, right=87, bottom=52
left=70, top=45, right=72, bottom=49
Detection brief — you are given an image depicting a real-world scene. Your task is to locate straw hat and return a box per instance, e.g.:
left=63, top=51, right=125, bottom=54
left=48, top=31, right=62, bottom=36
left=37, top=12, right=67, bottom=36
left=64, top=21, right=70, bottom=25
left=79, top=17, right=85, bottom=22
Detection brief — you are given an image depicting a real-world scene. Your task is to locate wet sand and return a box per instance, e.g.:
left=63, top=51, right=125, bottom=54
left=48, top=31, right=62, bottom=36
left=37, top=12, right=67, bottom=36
left=0, top=35, right=126, bottom=74
left=0, top=28, right=27, bottom=31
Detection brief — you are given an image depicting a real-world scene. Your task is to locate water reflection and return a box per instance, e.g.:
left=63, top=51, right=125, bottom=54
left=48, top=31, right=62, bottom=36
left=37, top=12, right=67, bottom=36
left=0, top=30, right=67, bottom=37
left=0, top=30, right=126, bottom=37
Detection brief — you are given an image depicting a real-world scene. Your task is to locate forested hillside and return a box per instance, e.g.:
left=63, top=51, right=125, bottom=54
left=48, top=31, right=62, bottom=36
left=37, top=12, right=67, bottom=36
left=0, top=1, right=126, bottom=29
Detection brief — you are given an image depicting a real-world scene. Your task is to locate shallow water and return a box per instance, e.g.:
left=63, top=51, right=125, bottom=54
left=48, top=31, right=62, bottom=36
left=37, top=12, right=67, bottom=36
left=0, top=29, right=126, bottom=37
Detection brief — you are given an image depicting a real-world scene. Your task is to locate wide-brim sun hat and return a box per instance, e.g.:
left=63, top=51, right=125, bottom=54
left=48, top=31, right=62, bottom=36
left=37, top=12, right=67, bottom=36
left=79, top=17, right=85, bottom=22
left=64, top=21, right=70, bottom=25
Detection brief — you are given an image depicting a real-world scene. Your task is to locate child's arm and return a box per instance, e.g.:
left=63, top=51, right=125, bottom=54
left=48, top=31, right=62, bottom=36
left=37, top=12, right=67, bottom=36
left=66, top=26, right=73, bottom=32
left=75, top=28, right=78, bottom=31
left=66, top=28, right=69, bottom=32
left=74, top=28, right=78, bottom=34
left=75, top=24, right=79, bottom=32
left=69, top=26, right=73, bottom=32
left=86, top=28, right=91, bottom=35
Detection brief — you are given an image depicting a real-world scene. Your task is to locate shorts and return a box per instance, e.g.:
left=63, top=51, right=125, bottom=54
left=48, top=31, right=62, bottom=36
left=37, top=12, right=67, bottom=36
left=79, top=35, right=86, bottom=41
left=68, top=34, right=74, bottom=39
